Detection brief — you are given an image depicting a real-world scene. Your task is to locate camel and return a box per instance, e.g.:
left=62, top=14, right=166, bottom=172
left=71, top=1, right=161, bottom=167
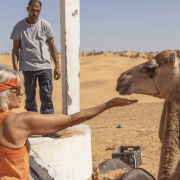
left=116, top=50, right=180, bottom=180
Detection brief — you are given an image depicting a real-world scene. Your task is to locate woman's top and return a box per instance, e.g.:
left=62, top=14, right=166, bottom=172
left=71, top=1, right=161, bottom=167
left=0, top=110, right=30, bottom=180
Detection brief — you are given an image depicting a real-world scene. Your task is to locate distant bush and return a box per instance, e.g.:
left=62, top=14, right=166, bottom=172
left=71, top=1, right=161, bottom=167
left=134, top=52, right=140, bottom=58
left=1, top=51, right=10, bottom=55
left=147, top=54, right=154, bottom=59
left=86, top=52, right=93, bottom=56
left=119, top=53, right=124, bottom=57
left=95, top=51, right=104, bottom=55
left=130, top=54, right=134, bottom=58
left=93, top=49, right=96, bottom=56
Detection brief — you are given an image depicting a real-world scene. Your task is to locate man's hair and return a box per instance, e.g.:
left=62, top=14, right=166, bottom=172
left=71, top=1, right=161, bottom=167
left=28, top=0, right=42, bottom=7
left=0, top=65, right=24, bottom=110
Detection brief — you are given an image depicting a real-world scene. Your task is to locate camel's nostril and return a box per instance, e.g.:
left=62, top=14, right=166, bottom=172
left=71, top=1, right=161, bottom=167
left=145, top=67, right=157, bottom=74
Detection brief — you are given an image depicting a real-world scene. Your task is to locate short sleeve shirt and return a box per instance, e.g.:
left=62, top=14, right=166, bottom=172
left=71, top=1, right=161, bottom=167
left=10, top=18, right=55, bottom=71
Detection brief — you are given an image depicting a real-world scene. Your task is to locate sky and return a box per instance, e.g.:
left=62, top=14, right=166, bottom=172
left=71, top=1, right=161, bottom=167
left=1, top=0, right=180, bottom=54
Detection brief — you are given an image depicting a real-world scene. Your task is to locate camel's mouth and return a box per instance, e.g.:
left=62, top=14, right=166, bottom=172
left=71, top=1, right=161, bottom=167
left=116, top=84, right=132, bottom=95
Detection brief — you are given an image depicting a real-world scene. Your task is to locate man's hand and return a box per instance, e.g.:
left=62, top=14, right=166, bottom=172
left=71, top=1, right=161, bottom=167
left=54, top=67, right=61, bottom=80
left=47, top=37, right=61, bottom=80
left=106, top=98, right=138, bottom=108
left=12, top=39, right=20, bottom=71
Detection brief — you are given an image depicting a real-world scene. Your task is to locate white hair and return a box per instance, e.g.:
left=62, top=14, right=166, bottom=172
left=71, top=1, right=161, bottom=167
left=0, top=65, right=24, bottom=110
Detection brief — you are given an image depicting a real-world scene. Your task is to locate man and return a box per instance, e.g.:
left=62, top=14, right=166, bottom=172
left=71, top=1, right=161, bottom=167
left=10, top=0, right=61, bottom=137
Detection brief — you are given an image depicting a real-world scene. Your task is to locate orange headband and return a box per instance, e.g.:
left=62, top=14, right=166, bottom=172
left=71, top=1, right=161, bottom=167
left=0, top=78, right=21, bottom=92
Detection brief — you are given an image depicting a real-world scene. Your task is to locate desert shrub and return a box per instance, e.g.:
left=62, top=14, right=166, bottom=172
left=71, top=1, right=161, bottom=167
left=1, top=51, right=10, bottom=55
left=134, top=52, right=140, bottom=58
left=119, top=53, right=124, bottom=57
left=95, top=51, right=104, bottom=55
left=130, top=54, right=134, bottom=58
left=93, top=49, right=96, bottom=56
left=147, top=54, right=154, bottom=59
left=86, top=52, right=93, bottom=56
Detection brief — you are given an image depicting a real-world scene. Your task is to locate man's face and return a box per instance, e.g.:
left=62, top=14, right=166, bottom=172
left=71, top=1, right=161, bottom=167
left=27, top=2, right=41, bottom=21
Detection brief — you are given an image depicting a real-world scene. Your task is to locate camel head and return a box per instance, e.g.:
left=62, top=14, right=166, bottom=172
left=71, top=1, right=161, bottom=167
left=116, top=50, right=180, bottom=102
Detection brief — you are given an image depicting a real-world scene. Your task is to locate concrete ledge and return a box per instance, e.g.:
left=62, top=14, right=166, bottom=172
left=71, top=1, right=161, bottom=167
left=30, top=149, right=63, bottom=180
left=29, top=124, right=92, bottom=180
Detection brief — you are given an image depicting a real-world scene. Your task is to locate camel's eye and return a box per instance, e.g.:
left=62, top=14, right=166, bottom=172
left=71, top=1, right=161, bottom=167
left=145, top=67, right=156, bottom=74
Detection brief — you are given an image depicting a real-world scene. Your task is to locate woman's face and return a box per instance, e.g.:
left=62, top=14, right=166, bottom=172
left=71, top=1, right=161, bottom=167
left=8, top=86, right=24, bottom=110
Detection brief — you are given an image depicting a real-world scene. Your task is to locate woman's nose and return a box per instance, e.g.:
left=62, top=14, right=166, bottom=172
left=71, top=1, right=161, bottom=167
left=20, top=90, right=24, bottom=96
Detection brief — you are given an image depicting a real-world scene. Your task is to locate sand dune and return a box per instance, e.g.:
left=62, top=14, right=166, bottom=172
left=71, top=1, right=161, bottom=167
left=0, top=53, right=163, bottom=179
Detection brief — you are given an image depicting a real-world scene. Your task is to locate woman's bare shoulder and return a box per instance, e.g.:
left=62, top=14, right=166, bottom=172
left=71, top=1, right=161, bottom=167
left=3, top=111, right=39, bottom=124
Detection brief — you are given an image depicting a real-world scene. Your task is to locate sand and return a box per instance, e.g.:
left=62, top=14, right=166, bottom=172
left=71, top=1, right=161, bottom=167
left=0, top=53, right=163, bottom=179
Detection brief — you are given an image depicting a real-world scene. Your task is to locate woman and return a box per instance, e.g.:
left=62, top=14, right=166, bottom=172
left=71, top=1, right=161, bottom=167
left=0, top=65, right=138, bottom=179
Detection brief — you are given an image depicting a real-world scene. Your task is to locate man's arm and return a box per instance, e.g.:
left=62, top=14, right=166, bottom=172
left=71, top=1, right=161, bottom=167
left=12, top=39, right=20, bottom=71
left=47, top=37, right=61, bottom=80
left=16, top=98, right=137, bottom=137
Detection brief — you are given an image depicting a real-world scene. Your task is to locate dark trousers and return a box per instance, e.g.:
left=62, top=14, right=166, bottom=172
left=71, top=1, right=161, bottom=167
left=23, top=69, right=54, bottom=114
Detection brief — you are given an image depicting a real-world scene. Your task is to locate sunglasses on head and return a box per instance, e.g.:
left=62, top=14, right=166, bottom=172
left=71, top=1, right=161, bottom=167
left=9, top=86, right=21, bottom=96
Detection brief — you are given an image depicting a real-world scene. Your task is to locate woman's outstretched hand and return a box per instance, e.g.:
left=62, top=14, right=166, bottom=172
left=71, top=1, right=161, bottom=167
left=106, top=98, right=138, bottom=108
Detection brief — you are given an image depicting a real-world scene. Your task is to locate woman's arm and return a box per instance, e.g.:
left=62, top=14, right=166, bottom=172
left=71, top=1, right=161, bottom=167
left=13, top=98, right=138, bottom=137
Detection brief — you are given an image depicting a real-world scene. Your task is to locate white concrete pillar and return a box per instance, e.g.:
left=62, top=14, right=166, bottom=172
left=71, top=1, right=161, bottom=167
left=29, top=124, right=92, bottom=180
left=60, top=0, right=80, bottom=115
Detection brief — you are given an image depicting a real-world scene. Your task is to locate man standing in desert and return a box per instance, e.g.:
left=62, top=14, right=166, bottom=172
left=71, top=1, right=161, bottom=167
left=10, top=0, right=61, bottom=137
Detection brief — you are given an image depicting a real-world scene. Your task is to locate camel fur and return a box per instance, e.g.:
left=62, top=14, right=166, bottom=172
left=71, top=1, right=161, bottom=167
left=116, top=50, right=180, bottom=180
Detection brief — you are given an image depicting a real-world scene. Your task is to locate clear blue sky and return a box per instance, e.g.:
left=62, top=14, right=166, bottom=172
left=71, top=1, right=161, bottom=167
left=1, top=0, right=180, bottom=54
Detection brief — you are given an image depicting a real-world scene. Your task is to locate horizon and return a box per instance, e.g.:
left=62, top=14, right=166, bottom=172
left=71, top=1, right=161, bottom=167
left=1, top=0, right=180, bottom=54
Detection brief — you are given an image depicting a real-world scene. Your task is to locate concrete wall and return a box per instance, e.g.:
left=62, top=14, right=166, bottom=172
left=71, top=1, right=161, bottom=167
left=30, top=149, right=62, bottom=180
left=29, top=124, right=92, bottom=180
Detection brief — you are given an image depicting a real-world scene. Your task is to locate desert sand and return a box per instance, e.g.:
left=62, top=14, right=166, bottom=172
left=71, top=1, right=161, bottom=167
left=0, top=52, right=164, bottom=179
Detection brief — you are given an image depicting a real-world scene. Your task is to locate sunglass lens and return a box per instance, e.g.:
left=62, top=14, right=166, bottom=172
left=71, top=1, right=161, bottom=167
left=18, top=86, right=21, bottom=95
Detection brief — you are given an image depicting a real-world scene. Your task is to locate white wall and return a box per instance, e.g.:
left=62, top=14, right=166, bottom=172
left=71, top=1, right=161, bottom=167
left=29, top=124, right=92, bottom=180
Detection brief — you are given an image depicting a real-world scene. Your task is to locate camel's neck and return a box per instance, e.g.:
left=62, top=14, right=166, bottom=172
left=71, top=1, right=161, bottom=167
left=168, top=78, right=180, bottom=110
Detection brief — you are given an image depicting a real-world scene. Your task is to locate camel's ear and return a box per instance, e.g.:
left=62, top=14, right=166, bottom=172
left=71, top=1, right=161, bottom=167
left=168, top=51, right=179, bottom=68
